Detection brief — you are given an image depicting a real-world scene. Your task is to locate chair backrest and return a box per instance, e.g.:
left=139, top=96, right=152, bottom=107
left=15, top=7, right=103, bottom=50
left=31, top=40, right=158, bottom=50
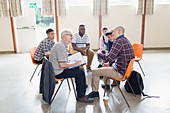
left=29, top=47, right=38, bottom=65
left=133, top=43, right=143, bottom=60
left=122, top=59, right=135, bottom=80
left=69, top=43, right=72, bottom=53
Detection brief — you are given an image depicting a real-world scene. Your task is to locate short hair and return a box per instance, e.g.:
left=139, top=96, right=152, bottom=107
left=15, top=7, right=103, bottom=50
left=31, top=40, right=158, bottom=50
left=106, top=30, right=113, bottom=36
left=61, top=29, right=72, bottom=39
left=46, top=28, right=54, bottom=34
left=114, top=26, right=125, bottom=34
left=102, top=27, right=108, bottom=31
left=79, top=24, right=85, bottom=28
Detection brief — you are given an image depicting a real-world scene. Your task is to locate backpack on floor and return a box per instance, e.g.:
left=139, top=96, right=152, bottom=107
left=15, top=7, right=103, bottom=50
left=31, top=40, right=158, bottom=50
left=125, top=70, right=145, bottom=95
left=125, top=70, right=160, bottom=98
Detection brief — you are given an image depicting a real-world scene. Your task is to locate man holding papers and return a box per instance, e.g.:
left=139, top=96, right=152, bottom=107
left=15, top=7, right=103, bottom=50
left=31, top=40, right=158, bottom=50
left=49, top=29, right=93, bottom=103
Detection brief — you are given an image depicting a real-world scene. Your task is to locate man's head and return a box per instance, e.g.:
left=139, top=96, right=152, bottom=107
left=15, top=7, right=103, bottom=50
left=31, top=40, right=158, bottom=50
left=46, top=28, right=54, bottom=41
left=61, top=29, right=73, bottom=45
left=102, top=27, right=108, bottom=36
left=78, top=24, right=85, bottom=36
left=106, top=31, right=114, bottom=42
left=112, top=26, right=125, bottom=39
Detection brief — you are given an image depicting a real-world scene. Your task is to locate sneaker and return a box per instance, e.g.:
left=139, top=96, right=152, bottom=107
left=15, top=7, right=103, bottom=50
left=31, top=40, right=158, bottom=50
left=77, top=96, right=94, bottom=103
left=87, top=91, right=99, bottom=99
left=101, top=84, right=111, bottom=91
left=111, top=80, right=120, bottom=87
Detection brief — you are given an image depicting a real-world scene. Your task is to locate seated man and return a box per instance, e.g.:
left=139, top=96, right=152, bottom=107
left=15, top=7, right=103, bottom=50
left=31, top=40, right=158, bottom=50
left=87, top=26, right=135, bottom=98
left=49, top=29, right=93, bottom=103
left=97, top=29, right=113, bottom=68
left=34, top=28, right=55, bottom=64
left=71, top=24, right=94, bottom=72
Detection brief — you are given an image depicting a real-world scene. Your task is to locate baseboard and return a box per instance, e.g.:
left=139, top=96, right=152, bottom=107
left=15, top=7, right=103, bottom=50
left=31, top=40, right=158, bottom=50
left=144, top=47, right=170, bottom=50
left=0, top=51, right=14, bottom=54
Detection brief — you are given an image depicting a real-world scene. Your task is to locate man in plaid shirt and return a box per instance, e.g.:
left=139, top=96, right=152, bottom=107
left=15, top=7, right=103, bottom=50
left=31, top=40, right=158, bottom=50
left=34, top=29, right=55, bottom=64
left=87, top=26, right=135, bottom=99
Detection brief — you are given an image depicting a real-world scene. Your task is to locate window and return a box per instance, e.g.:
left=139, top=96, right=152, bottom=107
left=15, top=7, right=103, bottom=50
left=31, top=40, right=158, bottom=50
left=155, top=0, right=170, bottom=4
left=66, top=0, right=92, bottom=6
left=109, top=0, right=137, bottom=6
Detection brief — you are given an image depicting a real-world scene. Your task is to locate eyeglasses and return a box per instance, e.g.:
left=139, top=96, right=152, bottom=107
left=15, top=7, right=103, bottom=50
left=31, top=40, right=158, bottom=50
left=66, top=34, right=73, bottom=37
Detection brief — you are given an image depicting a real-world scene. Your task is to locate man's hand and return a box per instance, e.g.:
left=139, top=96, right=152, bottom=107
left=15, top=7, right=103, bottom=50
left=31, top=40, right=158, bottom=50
left=74, top=60, right=82, bottom=66
left=80, top=50, right=86, bottom=55
left=103, top=62, right=110, bottom=67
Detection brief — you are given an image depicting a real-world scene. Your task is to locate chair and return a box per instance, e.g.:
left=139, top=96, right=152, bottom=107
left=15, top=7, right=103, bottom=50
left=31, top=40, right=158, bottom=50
left=29, top=47, right=41, bottom=82
left=50, top=78, right=77, bottom=105
left=133, top=43, right=146, bottom=76
left=104, top=59, right=136, bottom=108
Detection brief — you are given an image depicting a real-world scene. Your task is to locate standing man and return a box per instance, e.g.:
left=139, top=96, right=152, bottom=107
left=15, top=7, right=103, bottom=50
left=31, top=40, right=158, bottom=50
left=34, top=28, right=55, bottom=63
left=49, top=29, right=93, bottom=103
left=71, top=24, right=94, bottom=72
left=87, top=26, right=135, bottom=98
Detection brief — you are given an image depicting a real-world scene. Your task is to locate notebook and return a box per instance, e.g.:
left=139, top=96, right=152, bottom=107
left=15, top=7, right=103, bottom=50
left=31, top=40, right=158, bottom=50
left=68, top=52, right=86, bottom=69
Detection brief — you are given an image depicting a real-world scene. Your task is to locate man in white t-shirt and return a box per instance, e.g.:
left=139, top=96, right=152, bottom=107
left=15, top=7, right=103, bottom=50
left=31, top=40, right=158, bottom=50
left=71, top=24, right=94, bottom=72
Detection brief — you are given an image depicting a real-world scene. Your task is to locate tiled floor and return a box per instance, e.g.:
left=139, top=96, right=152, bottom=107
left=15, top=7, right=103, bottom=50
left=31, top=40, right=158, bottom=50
left=0, top=50, right=170, bottom=113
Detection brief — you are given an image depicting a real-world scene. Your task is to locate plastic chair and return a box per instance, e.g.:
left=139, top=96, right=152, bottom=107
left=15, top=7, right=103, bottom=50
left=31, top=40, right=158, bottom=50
left=29, top=47, right=41, bottom=82
left=103, top=59, right=136, bottom=108
left=50, top=78, right=77, bottom=105
left=133, top=43, right=146, bottom=76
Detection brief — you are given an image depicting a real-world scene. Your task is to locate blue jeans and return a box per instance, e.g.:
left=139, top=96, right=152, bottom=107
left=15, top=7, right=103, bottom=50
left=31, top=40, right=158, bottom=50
left=55, top=68, right=86, bottom=98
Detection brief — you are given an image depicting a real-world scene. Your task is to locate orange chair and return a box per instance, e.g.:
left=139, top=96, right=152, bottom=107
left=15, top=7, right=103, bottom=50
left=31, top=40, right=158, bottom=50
left=29, top=47, right=41, bottom=82
left=50, top=78, right=77, bottom=105
left=104, top=59, right=136, bottom=108
left=133, top=43, right=146, bottom=76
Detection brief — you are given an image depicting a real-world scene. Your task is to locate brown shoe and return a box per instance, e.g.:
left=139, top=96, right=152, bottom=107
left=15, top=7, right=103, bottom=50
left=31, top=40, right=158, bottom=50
left=77, top=96, right=94, bottom=103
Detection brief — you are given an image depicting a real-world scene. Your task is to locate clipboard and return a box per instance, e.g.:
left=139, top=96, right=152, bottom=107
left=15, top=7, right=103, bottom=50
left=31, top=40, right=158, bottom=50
left=68, top=52, right=86, bottom=69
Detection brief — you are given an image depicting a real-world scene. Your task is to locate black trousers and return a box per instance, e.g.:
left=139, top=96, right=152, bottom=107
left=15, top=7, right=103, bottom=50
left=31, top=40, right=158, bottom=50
left=55, top=68, right=86, bottom=98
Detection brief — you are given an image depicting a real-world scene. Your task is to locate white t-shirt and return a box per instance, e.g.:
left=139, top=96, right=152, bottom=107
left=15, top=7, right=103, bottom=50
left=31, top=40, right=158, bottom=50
left=72, top=32, right=90, bottom=48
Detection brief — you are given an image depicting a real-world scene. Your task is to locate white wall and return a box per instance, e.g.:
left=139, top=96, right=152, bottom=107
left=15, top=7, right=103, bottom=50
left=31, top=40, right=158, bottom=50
left=0, top=18, right=14, bottom=52
left=145, top=5, right=170, bottom=48
left=58, top=6, right=99, bottom=49
left=1, top=5, right=170, bottom=52
left=103, top=5, right=142, bottom=44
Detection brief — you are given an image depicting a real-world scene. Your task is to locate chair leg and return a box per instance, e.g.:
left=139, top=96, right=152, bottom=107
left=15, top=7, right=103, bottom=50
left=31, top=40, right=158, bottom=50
left=103, top=78, right=109, bottom=97
left=71, top=78, right=77, bottom=98
left=137, top=61, right=146, bottom=76
left=50, top=80, right=64, bottom=105
left=29, top=65, right=39, bottom=82
left=116, top=81, right=130, bottom=108
left=126, top=80, right=136, bottom=97
left=67, top=79, right=71, bottom=91
left=37, top=69, right=41, bottom=76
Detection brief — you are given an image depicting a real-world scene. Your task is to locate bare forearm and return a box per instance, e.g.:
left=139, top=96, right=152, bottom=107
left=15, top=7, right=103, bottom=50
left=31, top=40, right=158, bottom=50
left=59, top=62, right=76, bottom=68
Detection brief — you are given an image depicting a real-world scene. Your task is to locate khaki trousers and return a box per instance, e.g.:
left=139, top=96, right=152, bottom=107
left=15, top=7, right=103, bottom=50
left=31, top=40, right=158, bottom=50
left=91, top=67, right=123, bottom=92
left=71, top=48, right=94, bottom=69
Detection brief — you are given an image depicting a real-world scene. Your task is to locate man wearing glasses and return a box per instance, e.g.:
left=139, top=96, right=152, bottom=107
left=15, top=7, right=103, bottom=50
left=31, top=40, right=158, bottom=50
left=50, top=29, right=93, bottom=103
left=71, top=24, right=94, bottom=72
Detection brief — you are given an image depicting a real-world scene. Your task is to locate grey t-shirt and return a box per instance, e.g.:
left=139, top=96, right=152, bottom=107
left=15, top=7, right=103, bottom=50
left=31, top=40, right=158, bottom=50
left=49, top=39, right=68, bottom=75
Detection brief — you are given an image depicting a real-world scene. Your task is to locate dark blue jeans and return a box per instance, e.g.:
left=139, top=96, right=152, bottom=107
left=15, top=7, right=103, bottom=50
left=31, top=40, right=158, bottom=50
left=55, top=68, right=86, bottom=98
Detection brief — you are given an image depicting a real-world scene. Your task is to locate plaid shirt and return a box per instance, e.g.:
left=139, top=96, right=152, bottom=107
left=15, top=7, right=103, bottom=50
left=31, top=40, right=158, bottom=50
left=98, top=35, right=135, bottom=75
left=34, top=37, right=55, bottom=61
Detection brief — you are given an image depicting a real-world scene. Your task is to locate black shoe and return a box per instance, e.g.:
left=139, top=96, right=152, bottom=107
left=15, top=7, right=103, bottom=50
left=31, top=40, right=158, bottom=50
left=98, top=64, right=102, bottom=68
left=87, top=91, right=99, bottom=99
left=100, top=76, right=103, bottom=79
left=77, top=96, right=94, bottom=103
left=111, top=80, right=120, bottom=87
left=101, top=84, right=110, bottom=91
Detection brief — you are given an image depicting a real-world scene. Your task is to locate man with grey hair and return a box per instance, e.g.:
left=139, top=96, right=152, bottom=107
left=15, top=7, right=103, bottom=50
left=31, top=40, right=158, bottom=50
left=87, top=26, right=135, bottom=98
left=49, top=29, right=93, bottom=103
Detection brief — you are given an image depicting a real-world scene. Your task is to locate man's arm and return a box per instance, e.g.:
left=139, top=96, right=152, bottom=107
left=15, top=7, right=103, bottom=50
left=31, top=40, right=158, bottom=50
left=59, top=60, right=82, bottom=68
left=98, top=40, right=122, bottom=63
left=72, top=43, right=85, bottom=55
